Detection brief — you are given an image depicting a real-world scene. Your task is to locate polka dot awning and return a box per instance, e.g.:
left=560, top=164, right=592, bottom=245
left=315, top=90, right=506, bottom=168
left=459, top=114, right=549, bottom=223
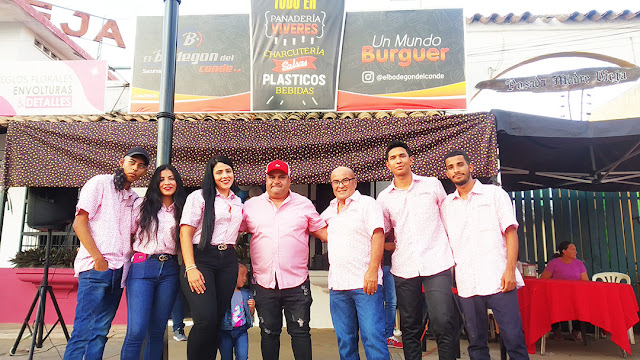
left=2, top=112, right=498, bottom=188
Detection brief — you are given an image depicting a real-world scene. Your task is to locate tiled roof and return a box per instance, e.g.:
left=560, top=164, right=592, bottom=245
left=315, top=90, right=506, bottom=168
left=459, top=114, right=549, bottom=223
left=0, top=110, right=446, bottom=129
left=467, top=10, right=640, bottom=24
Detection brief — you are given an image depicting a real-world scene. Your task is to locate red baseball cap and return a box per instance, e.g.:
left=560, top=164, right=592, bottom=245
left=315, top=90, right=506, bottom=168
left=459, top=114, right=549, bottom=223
left=266, top=160, right=290, bottom=175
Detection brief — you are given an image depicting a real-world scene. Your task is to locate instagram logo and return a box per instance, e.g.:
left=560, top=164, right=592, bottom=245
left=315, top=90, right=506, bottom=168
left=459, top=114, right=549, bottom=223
left=362, top=71, right=374, bottom=83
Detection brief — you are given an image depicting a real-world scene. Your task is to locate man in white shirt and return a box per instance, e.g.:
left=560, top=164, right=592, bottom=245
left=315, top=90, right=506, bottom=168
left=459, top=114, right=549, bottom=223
left=442, top=149, right=528, bottom=360
left=321, top=166, right=389, bottom=360
left=377, top=140, right=459, bottom=360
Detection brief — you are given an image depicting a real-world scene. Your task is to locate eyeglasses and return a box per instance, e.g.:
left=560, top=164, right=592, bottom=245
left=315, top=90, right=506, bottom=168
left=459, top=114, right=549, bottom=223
left=331, top=178, right=355, bottom=186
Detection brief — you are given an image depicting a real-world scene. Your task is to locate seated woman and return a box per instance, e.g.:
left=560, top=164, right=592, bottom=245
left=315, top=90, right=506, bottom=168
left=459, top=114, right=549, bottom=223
left=540, top=241, right=588, bottom=342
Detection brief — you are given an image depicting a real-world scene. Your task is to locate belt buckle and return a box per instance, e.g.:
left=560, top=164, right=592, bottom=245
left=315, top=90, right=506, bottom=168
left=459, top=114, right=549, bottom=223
left=158, top=254, right=170, bottom=261
left=217, top=244, right=228, bottom=251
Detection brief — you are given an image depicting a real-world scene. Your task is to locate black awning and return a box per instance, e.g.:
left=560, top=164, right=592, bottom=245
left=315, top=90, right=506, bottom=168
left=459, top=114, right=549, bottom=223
left=493, top=109, right=640, bottom=192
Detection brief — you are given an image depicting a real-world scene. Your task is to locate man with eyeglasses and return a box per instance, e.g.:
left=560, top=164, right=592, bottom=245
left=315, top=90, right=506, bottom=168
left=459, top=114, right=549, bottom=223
left=320, top=166, right=389, bottom=360
left=64, top=147, right=150, bottom=360
left=241, top=160, right=327, bottom=360
left=377, top=140, right=459, bottom=360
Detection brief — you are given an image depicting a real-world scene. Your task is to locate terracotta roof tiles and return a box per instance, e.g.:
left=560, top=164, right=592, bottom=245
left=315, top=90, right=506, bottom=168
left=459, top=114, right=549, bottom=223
left=0, top=110, right=447, bottom=129
left=467, top=10, right=640, bottom=24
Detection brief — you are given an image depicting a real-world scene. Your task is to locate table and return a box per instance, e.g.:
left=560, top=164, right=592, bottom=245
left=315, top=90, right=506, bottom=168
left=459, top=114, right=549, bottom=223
left=518, top=278, right=639, bottom=355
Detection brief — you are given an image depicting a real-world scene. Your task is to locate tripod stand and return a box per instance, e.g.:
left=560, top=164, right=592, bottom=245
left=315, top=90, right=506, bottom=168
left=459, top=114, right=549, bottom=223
left=10, top=229, right=70, bottom=358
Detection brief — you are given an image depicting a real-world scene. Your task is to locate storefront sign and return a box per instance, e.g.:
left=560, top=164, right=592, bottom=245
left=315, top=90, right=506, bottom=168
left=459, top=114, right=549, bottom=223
left=129, top=15, right=251, bottom=113
left=476, top=67, right=640, bottom=92
left=250, top=0, right=346, bottom=111
left=337, top=9, right=466, bottom=111
left=0, top=60, right=106, bottom=116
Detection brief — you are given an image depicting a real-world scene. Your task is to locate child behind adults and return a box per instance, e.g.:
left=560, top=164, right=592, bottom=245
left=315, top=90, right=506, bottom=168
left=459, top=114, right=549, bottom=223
left=219, top=263, right=255, bottom=360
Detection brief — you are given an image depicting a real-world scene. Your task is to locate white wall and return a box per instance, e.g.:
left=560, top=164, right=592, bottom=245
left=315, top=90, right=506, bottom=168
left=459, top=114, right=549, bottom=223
left=0, top=22, right=60, bottom=61
left=465, top=20, right=640, bottom=118
left=0, top=187, right=26, bottom=267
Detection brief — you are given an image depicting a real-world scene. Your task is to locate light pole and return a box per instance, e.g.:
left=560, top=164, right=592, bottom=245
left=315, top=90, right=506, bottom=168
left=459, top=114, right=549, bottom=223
left=156, top=0, right=181, bottom=166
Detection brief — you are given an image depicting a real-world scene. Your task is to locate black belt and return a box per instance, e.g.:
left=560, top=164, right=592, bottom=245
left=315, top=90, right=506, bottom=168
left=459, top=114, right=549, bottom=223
left=149, top=254, right=175, bottom=261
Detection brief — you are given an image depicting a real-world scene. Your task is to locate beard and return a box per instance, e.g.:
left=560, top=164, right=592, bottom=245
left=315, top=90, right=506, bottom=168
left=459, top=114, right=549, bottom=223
left=452, top=174, right=471, bottom=187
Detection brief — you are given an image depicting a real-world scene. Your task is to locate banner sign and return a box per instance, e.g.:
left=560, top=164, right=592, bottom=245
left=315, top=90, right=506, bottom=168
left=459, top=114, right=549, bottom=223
left=0, top=60, right=106, bottom=116
left=250, top=0, right=346, bottom=111
left=129, top=15, right=251, bottom=113
left=475, top=67, right=640, bottom=93
left=337, top=9, right=466, bottom=111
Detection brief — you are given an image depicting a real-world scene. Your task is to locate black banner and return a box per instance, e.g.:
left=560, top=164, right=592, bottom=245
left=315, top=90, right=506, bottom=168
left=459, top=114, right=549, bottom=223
left=130, top=15, right=251, bottom=112
left=337, top=9, right=466, bottom=111
left=250, top=0, right=345, bottom=111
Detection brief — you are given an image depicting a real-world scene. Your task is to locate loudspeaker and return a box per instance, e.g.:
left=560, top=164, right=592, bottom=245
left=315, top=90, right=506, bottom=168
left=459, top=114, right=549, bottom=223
left=27, top=187, right=78, bottom=230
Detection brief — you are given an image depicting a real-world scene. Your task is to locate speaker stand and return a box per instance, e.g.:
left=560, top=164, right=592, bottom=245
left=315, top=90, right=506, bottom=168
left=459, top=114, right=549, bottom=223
left=10, top=229, right=70, bottom=358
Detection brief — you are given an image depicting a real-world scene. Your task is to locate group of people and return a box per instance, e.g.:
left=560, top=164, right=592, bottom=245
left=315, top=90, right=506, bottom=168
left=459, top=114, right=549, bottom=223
left=321, top=141, right=531, bottom=360
left=61, top=140, right=534, bottom=360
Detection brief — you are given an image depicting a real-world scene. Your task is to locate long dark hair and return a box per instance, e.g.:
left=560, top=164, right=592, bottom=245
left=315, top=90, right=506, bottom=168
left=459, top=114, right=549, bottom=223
left=138, top=164, right=186, bottom=249
left=199, top=155, right=235, bottom=250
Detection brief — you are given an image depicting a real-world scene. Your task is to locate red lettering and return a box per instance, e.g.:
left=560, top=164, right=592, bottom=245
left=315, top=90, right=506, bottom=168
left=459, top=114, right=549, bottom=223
left=61, top=11, right=89, bottom=37
left=94, top=19, right=125, bottom=48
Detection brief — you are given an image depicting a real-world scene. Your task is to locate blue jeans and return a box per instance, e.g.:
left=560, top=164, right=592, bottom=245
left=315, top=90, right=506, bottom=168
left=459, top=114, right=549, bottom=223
left=330, top=286, right=390, bottom=360
left=459, top=290, right=529, bottom=360
left=219, top=327, right=249, bottom=360
left=382, top=265, right=397, bottom=338
left=63, top=268, right=123, bottom=360
left=171, top=289, right=185, bottom=332
left=120, top=258, right=180, bottom=360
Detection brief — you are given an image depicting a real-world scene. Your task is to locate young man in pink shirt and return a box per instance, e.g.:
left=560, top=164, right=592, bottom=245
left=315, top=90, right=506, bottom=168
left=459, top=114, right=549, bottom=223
left=64, top=147, right=150, bottom=360
left=442, top=150, right=528, bottom=360
left=241, top=160, right=327, bottom=360
left=377, top=140, right=459, bottom=360
left=321, top=166, right=389, bottom=360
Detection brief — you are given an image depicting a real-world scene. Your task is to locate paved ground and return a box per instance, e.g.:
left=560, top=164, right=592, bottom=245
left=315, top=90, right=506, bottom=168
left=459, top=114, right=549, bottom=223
left=0, top=323, right=637, bottom=359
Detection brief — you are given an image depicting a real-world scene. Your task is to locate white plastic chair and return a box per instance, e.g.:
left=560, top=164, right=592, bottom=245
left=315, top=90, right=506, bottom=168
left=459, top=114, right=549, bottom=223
left=592, top=272, right=635, bottom=345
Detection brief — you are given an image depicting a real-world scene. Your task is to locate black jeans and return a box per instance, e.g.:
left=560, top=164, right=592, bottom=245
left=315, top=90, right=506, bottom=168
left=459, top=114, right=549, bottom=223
left=180, top=245, right=238, bottom=360
left=252, top=278, right=313, bottom=360
left=394, top=268, right=459, bottom=360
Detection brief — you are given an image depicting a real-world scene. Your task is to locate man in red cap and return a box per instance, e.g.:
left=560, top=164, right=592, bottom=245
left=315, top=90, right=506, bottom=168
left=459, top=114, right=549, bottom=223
left=241, top=160, right=327, bottom=360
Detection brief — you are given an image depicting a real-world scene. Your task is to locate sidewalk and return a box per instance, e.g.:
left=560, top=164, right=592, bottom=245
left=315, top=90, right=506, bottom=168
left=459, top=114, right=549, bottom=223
left=0, top=323, right=636, bottom=359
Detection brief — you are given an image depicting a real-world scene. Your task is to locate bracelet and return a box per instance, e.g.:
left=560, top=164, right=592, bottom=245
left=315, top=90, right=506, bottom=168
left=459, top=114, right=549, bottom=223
left=184, top=265, right=197, bottom=277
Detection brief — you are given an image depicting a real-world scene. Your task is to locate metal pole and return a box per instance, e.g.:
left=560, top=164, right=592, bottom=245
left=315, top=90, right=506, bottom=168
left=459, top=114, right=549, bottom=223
left=156, top=0, right=181, bottom=166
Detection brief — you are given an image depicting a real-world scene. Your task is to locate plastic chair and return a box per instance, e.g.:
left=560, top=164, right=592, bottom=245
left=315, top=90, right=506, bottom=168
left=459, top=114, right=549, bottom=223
left=592, top=272, right=635, bottom=345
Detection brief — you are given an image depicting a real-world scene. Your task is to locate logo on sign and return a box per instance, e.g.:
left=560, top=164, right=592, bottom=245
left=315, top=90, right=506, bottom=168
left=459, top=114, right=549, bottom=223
left=362, top=71, right=374, bottom=84
left=179, top=29, right=203, bottom=49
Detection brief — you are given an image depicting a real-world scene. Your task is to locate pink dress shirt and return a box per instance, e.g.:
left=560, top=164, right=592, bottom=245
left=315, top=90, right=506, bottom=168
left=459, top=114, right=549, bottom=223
left=377, top=174, right=454, bottom=279
left=73, top=174, right=138, bottom=277
left=241, top=191, right=326, bottom=290
left=180, top=189, right=243, bottom=245
left=131, top=200, right=179, bottom=255
left=321, top=191, right=384, bottom=291
left=442, top=180, right=525, bottom=298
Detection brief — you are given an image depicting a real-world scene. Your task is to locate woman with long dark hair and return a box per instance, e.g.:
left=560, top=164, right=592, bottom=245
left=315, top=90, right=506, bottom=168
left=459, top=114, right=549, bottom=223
left=121, top=164, right=187, bottom=360
left=179, top=155, right=243, bottom=359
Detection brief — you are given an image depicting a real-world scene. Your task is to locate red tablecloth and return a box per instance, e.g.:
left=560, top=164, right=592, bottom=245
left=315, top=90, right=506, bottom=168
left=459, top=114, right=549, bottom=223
left=518, top=278, right=639, bottom=354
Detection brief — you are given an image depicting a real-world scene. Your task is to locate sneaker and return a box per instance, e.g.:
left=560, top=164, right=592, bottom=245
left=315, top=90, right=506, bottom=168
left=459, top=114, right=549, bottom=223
left=173, top=329, right=187, bottom=341
left=571, top=330, right=583, bottom=343
left=387, top=336, right=403, bottom=348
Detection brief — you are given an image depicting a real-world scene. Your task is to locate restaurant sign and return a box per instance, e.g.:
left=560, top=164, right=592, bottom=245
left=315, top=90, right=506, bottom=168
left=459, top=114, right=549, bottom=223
left=476, top=67, right=640, bottom=93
